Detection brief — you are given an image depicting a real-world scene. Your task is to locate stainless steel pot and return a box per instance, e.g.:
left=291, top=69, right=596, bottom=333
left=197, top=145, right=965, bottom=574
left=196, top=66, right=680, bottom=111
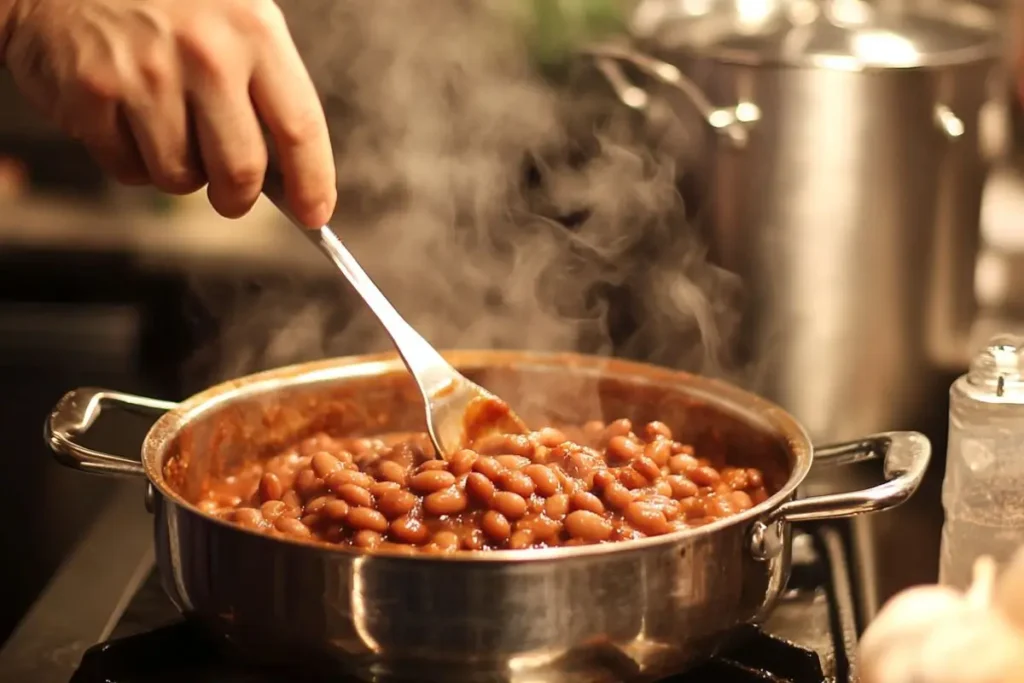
left=45, top=351, right=929, bottom=682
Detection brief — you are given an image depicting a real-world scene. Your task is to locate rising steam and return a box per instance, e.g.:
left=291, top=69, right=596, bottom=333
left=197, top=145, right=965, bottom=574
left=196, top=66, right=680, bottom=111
left=188, top=0, right=748, bottom=390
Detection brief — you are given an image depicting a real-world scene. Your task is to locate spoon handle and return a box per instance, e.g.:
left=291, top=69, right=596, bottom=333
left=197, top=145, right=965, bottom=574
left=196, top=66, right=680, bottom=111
left=261, top=164, right=452, bottom=394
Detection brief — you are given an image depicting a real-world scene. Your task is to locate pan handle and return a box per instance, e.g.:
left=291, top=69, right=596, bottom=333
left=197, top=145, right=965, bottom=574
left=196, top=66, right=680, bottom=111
left=45, top=387, right=178, bottom=478
left=766, top=431, right=932, bottom=525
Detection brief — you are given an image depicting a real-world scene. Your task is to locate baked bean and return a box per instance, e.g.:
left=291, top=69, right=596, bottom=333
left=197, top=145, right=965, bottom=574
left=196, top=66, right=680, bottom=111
left=544, top=493, right=570, bottom=520
left=498, top=470, right=536, bottom=498
left=466, top=472, right=496, bottom=502
left=354, top=530, right=383, bottom=549
left=601, top=481, right=635, bottom=510
left=390, top=516, right=430, bottom=544
left=234, top=508, right=264, bottom=529
left=571, top=491, right=605, bottom=515
left=409, top=470, right=456, bottom=494
left=668, top=454, right=698, bottom=474
left=448, top=449, right=478, bottom=476
left=423, top=487, right=468, bottom=516
left=690, top=466, right=722, bottom=487
left=508, top=530, right=534, bottom=550
left=491, top=491, right=528, bottom=520
left=631, top=456, right=661, bottom=482
left=348, top=507, right=388, bottom=533
left=336, top=483, right=374, bottom=509
left=326, top=469, right=374, bottom=491
left=275, top=516, right=312, bottom=537
left=191, top=418, right=770, bottom=553
left=524, top=464, right=561, bottom=497
left=376, top=459, right=408, bottom=485
left=494, top=454, right=531, bottom=470
left=624, top=502, right=672, bottom=536
left=322, top=499, right=351, bottom=521
left=311, top=452, right=343, bottom=479
left=644, top=421, right=673, bottom=441
left=481, top=510, right=512, bottom=541
left=606, top=435, right=642, bottom=463
left=258, top=472, right=283, bottom=502
left=472, top=457, right=504, bottom=481
left=565, top=510, right=613, bottom=542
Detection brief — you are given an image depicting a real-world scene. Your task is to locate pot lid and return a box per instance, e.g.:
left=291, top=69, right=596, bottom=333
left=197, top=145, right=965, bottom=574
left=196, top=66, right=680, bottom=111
left=630, top=0, right=1001, bottom=69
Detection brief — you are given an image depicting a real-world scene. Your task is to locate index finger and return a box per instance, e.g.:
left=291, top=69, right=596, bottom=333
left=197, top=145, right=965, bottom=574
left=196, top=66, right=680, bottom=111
left=250, top=18, right=336, bottom=228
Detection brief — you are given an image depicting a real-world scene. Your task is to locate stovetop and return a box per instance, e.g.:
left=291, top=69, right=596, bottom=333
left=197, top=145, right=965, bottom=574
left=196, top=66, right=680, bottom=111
left=62, top=525, right=858, bottom=683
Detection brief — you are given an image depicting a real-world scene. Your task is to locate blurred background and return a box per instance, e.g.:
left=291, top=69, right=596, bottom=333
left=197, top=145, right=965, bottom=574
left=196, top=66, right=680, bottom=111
left=1, top=0, right=1023, bottom=649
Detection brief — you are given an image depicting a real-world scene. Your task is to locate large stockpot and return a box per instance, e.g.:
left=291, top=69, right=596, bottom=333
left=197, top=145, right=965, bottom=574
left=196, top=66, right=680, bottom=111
left=45, top=351, right=929, bottom=682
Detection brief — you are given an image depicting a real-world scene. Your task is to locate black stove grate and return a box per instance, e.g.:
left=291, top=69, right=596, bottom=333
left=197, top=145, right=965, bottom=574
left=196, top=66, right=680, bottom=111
left=71, top=622, right=825, bottom=683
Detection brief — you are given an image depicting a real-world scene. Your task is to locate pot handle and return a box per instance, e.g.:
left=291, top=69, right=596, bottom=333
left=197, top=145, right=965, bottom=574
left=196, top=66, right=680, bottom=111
left=45, top=387, right=178, bottom=478
left=764, top=432, right=931, bottom=525
left=585, top=43, right=755, bottom=148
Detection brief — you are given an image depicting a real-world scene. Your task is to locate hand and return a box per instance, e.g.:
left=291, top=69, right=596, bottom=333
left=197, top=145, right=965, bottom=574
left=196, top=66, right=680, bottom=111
left=0, top=0, right=336, bottom=227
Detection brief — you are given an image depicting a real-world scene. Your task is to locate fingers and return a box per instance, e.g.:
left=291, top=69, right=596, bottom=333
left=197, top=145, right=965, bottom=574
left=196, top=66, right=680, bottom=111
left=63, top=86, right=150, bottom=186
left=249, top=5, right=335, bottom=228
left=122, top=45, right=206, bottom=195
left=185, top=45, right=268, bottom=219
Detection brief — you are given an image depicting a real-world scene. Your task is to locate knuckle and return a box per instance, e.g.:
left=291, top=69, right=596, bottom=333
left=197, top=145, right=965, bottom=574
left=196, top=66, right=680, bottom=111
left=136, top=48, right=174, bottom=91
left=240, top=0, right=286, bottom=38
left=274, top=109, right=324, bottom=147
left=75, top=67, right=122, bottom=101
left=221, top=160, right=266, bottom=192
left=176, top=29, right=226, bottom=80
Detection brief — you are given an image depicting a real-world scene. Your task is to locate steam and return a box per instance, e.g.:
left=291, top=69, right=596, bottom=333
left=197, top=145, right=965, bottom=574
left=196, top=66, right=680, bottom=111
left=187, top=0, right=748, bottom=390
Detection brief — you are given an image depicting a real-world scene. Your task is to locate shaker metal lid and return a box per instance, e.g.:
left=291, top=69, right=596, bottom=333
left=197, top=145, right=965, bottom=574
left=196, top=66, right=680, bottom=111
left=631, top=0, right=1000, bottom=69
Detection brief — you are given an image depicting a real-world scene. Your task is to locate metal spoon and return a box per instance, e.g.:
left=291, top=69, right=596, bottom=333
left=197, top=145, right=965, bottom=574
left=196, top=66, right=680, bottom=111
left=261, top=164, right=528, bottom=459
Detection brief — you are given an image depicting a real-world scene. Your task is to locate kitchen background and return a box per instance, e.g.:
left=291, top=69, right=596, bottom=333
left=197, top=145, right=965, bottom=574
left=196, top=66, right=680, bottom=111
left=1, top=0, right=1023, bottom=652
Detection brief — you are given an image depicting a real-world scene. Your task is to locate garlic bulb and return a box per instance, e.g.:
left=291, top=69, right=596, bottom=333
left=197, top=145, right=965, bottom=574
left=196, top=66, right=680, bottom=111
left=860, top=557, right=1024, bottom=683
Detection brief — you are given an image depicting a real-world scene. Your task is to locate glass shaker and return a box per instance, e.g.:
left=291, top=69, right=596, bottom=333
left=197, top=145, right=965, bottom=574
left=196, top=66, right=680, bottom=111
left=939, top=335, right=1024, bottom=590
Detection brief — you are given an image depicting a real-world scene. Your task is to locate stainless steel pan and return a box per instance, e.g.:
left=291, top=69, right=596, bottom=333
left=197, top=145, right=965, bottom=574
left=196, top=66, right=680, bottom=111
left=44, top=351, right=930, bottom=682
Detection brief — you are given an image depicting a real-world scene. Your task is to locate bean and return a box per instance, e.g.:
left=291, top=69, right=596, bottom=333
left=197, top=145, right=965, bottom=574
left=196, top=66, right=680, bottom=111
left=423, top=487, right=468, bottom=516
left=294, top=469, right=325, bottom=500
left=448, top=449, right=478, bottom=476
left=369, top=481, right=401, bottom=497
left=472, top=457, right=504, bottom=481
left=390, top=516, right=430, bottom=544
left=476, top=434, right=534, bottom=458
left=409, top=470, right=456, bottom=494
left=498, top=469, right=536, bottom=498
left=258, top=473, right=283, bottom=502
left=432, top=531, right=460, bottom=550
left=336, top=484, right=373, bottom=508
left=517, top=515, right=561, bottom=542
left=260, top=500, right=287, bottom=522
left=348, top=507, right=388, bottom=533
left=491, top=491, right=528, bottom=520
left=417, top=459, right=448, bottom=472
left=377, top=489, right=418, bottom=519
left=305, top=495, right=334, bottom=515
left=377, top=460, right=408, bottom=485
left=653, top=480, right=674, bottom=498
left=353, top=530, right=383, bottom=549
left=281, top=490, right=303, bottom=513
left=617, top=468, right=648, bottom=490
left=571, top=491, right=606, bottom=515
left=601, top=481, right=635, bottom=510
left=705, top=496, right=737, bottom=519
left=494, top=454, right=532, bottom=470
left=326, top=469, right=374, bottom=491
left=234, top=508, right=264, bottom=529
left=311, top=452, right=343, bottom=479
left=535, top=427, right=567, bottom=448
left=624, top=502, right=671, bottom=536
left=462, top=529, right=486, bottom=550
left=668, top=454, right=698, bottom=474
left=508, top=530, right=534, bottom=550
left=300, top=513, right=322, bottom=528
left=322, top=499, right=351, bottom=521
left=746, top=468, right=764, bottom=488
left=466, top=472, right=496, bottom=503
left=606, top=435, right=642, bottom=463
left=524, top=464, right=561, bottom=497
left=481, top=510, right=512, bottom=542
left=644, top=439, right=672, bottom=468
left=544, top=493, right=570, bottom=520
left=730, top=491, right=754, bottom=511
left=644, top=421, right=673, bottom=441
left=565, top=510, right=613, bottom=542
left=275, top=516, right=312, bottom=537
left=690, top=466, right=722, bottom=487
left=631, top=456, right=661, bottom=482
left=721, top=467, right=749, bottom=490
left=667, top=475, right=699, bottom=499
left=603, top=419, right=633, bottom=441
